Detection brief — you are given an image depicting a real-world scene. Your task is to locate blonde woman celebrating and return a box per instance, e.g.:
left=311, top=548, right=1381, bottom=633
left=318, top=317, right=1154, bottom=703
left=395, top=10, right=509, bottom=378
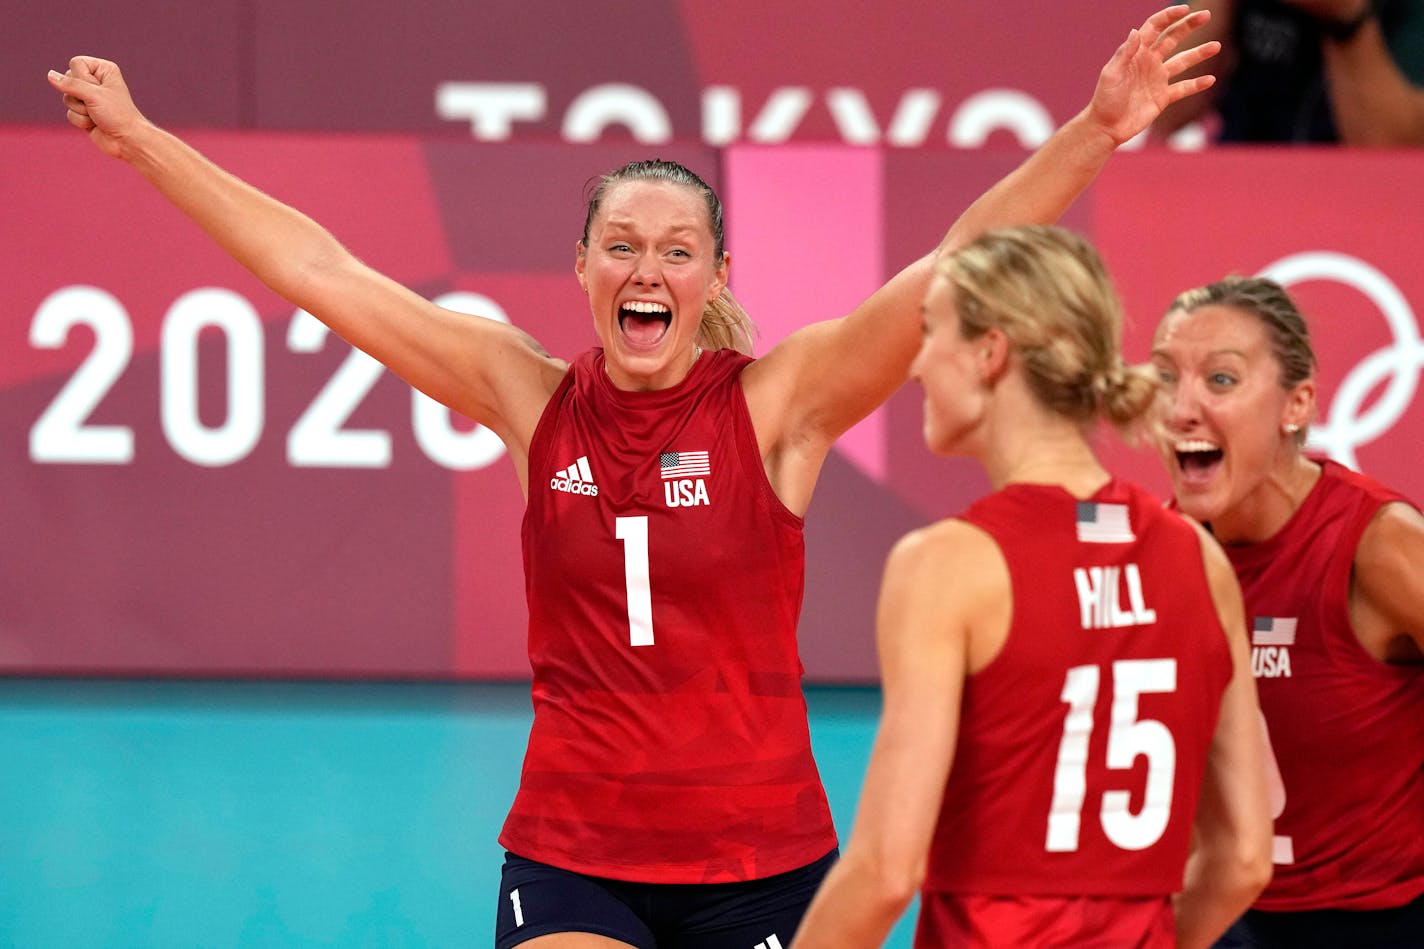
left=793, top=227, right=1270, bottom=949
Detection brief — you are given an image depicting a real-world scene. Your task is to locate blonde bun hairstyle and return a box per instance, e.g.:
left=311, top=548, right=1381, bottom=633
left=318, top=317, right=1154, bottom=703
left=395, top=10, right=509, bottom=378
left=940, top=225, right=1158, bottom=430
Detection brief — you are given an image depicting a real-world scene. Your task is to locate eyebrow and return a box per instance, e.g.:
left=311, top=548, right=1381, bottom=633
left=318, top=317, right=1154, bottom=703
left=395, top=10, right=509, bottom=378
left=602, top=218, right=702, bottom=236
left=1150, top=347, right=1250, bottom=360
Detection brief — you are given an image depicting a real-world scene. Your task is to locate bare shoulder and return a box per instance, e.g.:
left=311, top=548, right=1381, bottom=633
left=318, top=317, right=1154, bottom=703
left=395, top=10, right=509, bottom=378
left=881, top=519, right=1009, bottom=623
left=1356, top=500, right=1424, bottom=570
left=888, top=518, right=1002, bottom=577
left=735, top=335, right=842, bottom=514
left=880, top=518, right=1012, bottom=675
left=1353, top=500, right=1424, bottom=606
left=1351, top=501, right=1424, bottom=660
left=738, top=326, right=835, bottom=443
left=463, top=316, right=568, bottom=456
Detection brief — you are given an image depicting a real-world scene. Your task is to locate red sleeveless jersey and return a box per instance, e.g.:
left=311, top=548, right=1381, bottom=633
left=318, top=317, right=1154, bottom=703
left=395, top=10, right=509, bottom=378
left=921, top=480, right=1232, bottom=938
left=1224, top=460, right=1424, bottom=911
left=500, top=348, right=835, bottom=883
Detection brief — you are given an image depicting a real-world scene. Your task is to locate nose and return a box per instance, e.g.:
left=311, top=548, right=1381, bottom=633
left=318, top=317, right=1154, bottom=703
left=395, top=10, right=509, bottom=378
left=908, top=338, right=929, bottom=384
left=1163, top=377, right=1201, bottom=431
left=632, top=251, right=661, bottom=288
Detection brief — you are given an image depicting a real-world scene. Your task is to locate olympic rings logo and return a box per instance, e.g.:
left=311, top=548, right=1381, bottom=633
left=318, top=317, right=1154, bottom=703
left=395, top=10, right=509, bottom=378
left=1258, top=252, right=1423, bottom=470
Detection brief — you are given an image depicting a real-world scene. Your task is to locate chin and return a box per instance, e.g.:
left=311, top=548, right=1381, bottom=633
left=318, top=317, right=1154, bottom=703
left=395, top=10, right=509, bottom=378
left=1171, top=486, right=1225, bottom=525
left=612, top=339, right=668, bottom=367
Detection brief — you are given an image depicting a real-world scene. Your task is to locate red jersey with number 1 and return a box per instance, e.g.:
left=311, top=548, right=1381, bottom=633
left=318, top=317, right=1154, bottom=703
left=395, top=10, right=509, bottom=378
left=500, top=347, right=835, bottom=883
left=919, top=481, right=1232, bottom=945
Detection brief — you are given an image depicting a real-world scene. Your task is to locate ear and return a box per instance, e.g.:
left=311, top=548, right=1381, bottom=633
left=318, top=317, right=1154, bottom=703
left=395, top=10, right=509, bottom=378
left=980, top=327, right=1011, bottom=384
left=1283, top=377, right=1316, bottom=433
left=574, top=240, right=588, bottom=293
left=709, top=251, right=730, bottom=302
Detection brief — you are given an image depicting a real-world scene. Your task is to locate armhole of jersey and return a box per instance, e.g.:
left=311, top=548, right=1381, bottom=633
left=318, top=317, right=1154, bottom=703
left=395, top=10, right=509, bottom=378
left=1323, top=493, right=1377, bottom=625
left=730, top=365, right=803, bottom=530
left=525, top=362, right=578, bottom=492
left=1324, top=489, right=1416, bottom=669
left=953, top=515, right=1015, bottom=680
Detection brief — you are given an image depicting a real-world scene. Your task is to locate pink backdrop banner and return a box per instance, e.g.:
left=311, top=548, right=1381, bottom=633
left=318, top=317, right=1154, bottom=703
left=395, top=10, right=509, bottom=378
left=4, top=131, right=1422, bottom=681
left=725, top=145, right=888, bottom=478
left=10, top=1, right=1153, bottom=145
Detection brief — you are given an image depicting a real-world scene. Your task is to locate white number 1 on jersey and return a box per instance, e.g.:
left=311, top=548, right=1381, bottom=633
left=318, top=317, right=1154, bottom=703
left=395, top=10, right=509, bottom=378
left=615, top=516, right=654, bottom=646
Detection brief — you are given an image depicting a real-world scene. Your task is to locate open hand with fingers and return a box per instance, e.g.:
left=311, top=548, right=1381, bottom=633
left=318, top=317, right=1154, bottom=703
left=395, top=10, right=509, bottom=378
left=1088, top=4, right=1222, bottom=146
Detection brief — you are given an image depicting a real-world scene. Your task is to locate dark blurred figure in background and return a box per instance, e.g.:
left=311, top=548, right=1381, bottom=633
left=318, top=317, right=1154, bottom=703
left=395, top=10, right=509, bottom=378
left=1151, top=0, right=1424, bottom=144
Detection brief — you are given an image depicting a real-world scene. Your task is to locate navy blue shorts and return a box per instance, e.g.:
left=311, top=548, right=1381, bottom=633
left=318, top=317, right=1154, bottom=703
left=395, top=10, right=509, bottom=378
left=495, top=848, right=838, bottom=949
left=1213, top=890, right=1424, bottom=948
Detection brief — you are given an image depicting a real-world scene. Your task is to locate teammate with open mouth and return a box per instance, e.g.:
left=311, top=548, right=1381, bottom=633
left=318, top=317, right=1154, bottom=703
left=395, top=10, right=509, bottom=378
left=1151, top=275, right=1424, bottom=948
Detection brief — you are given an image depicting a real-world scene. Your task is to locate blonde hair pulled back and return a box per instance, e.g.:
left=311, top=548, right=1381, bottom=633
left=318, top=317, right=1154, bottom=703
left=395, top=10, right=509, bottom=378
left=939, top=225, right=1157, bottom=430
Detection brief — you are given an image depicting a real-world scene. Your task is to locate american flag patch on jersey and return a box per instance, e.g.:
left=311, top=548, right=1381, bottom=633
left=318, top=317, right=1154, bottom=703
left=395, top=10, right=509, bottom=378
left=660, top=450, right=710, bottom=479
left=1076, top=502, right=1134, bottom=543
left=1252, top=616, right=1297, bottom=647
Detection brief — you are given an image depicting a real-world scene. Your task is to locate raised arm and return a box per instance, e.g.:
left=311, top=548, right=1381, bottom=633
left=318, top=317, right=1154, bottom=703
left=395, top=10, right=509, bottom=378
left=1173, top=524, right=1273, bottom=949
left=745, top=6, right=1221, bottom=514
left=47, top=57, right=564, bottom=480
left=790, top=523, right=1007, bottom=949
left=936, top=5, right=1219, bottom=256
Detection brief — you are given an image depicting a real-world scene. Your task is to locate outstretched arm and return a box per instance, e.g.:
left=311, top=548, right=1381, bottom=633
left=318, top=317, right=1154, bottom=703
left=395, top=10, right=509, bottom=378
left=746, top=5, right=1221, bottom=514
left=1174, top=524, right=1273, bottom=949
left=937, top=5, right=1219, bottom=254
left=47, top=58, right=564, bottom=474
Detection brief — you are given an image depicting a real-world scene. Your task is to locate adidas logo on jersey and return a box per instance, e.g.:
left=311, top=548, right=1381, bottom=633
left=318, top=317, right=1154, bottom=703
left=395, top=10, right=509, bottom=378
left=550, top=456, right=599, bottom=496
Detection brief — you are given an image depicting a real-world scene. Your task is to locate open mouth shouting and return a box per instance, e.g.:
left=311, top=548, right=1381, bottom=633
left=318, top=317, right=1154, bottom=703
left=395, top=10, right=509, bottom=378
left=619, top=300, right=672, bottom=350
left=1173, top=438, right=1223, bottom=486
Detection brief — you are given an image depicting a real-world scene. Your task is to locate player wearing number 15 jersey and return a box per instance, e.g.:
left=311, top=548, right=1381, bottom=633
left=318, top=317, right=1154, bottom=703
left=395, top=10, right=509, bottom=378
left=791, top=227, right=1272, bottom=949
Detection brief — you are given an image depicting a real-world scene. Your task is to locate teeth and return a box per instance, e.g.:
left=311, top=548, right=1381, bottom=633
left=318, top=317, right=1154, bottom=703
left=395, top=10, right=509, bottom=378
left=1175, top=439, right=1220, bottom=453
left=622, top=301, right=670, bottom=314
